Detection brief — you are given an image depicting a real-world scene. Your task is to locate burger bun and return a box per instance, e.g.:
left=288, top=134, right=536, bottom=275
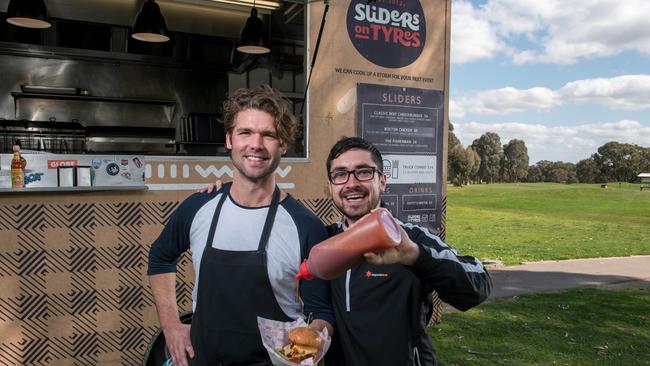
left=288, top=327, right=323, bottom=349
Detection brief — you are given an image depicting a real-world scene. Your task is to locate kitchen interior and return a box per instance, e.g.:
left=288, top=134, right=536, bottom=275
left=0, top=0, right=308, bottom=189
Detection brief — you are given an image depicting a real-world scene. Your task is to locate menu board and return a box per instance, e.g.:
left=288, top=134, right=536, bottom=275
left=357, top=83, right=444, bottom=234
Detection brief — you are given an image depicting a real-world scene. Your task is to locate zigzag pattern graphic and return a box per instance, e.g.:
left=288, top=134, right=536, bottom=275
left=440, top=195, right=447, bottom=241
left=432, top=195, right=447, bottom=324
left=0, top=200, right=184, bottom=365
left=0, top=198, right=336, bottom=365
left=298, top=198, right=341, bottom=225
left=0, top=205, right=13, bottom=230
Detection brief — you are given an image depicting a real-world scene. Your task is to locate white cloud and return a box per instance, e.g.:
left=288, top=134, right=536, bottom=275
left=560, top=75, right=650, bottom=110
left=453, top=120, right=650, bottom=163
left=451, top=0, right=650, bottom=65
left=452, top=74, right=650, bottom=115
left=449, top=98, right=465, bottom=119
left=451, top=0, right=504, bottom=63
left=481, top=0, right=551, bottom=36
left=455, top=87, right=561, bottom=115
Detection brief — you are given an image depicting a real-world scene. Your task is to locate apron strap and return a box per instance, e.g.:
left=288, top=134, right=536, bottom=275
left=205, top=182, right=232, bottom=250
left=205, top=182, right=281, bottom=252
left=257, top=186, right=281, bottom=251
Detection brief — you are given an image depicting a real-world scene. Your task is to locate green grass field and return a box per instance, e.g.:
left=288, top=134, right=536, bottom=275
left=429, top=287, right=650, bottom=366
left=444, top=183, right=650, bottom=265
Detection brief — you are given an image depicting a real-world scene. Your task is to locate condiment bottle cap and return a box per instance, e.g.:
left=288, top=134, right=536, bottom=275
left=295, top=259, right=314, bottom=280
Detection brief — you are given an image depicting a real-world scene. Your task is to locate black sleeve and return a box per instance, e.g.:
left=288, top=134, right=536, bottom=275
left=286, top=199, right=336, bottom=328
left=147, top=191, right=216, bottom=275
left=300, top=223, right=336, bottom=327
left=405, top=224, right=492, bottom=311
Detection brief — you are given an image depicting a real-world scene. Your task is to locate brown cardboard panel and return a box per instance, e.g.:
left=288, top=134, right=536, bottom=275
left=95, top=310, right=122, bottom=333
left=45, top=271, right=74, bottom=295
left=45, top=313, right=77, bottom=338
left=96, top=352, right=121, bottom=364
left=93, top=226, right=120, bottom=249
left=142, top=304, right=161, bottom=326
left=141, top=223, right=166, bottom=249
left=96, top=268, right=122, bottom=291
left=0, top=276, right=21, bottom=299
left=0, top=319, right=23, bottom=347
left=43, top=228, right=72, bottom=251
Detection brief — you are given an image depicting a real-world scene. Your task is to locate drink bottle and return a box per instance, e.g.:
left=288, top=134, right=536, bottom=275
left=296, top=208, right=402, bottom=280
left=11, top=145, right=26, bottom=188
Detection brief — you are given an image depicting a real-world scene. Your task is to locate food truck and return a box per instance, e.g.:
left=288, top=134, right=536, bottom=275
left=0, top=0, right=451, bottom=363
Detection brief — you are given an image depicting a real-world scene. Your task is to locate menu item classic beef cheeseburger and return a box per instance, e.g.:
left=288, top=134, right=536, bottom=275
left=280, top=327, right=323, bottom=362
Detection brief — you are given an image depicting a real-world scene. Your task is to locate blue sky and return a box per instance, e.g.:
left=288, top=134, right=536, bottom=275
left=449, top=0, right=650, bottom=163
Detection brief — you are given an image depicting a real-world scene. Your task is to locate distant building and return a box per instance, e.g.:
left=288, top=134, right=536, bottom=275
left=639, top=173, right=650, bottom=191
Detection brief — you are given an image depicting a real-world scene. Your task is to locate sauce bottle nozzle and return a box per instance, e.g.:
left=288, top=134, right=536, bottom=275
left=295, top=259, right=314, bottom=280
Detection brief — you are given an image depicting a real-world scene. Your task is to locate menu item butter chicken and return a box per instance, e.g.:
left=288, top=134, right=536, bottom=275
left=280, top=327, right=323, bottom=363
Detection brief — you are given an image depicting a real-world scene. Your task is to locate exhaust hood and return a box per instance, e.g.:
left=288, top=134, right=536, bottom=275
left=1, top=0, right=288, bottom=38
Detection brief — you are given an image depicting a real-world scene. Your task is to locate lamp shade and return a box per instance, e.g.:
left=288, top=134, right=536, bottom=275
left=132, top=0, right=169, bottom=43
left=237, top=7, right=270, bottom=54
left=6, top=0, right=51, bottom=29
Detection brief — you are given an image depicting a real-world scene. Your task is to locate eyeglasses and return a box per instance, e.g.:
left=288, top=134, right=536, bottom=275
left=328, top=167, right=378, bottom=185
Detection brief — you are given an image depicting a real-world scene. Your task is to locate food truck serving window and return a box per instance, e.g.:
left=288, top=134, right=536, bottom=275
left=0, top=1, right=308, bottom=159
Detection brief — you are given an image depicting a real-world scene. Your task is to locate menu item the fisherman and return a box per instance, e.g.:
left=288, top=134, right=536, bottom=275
left=280, top=327, right=322, bottom=363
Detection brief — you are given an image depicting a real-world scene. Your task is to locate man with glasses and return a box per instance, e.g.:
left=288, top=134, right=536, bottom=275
left=323, top=136, right=492, bottom=366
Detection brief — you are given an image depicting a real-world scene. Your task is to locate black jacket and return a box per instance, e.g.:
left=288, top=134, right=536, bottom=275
left=324, top=221, right=492, bottom=366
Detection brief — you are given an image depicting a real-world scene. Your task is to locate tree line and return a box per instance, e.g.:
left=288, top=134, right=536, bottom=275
left=447, top=123, right=650, bottom=186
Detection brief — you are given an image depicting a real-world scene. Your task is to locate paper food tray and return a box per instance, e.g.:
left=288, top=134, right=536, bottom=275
left=257, top=317, right=331, bottom=366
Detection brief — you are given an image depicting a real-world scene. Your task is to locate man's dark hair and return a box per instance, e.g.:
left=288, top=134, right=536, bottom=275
left=326, top=136, right=383, bottom=173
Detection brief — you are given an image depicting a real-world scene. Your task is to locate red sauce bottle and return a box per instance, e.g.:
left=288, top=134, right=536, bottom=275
left=296, top=208, right=402, bottom=280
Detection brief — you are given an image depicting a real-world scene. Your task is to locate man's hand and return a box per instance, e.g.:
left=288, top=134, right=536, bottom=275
left=149, top=273, right=193, bottom=365
left=197, top=180, right=223, bottom=193
left=163, top=322, right=194, bottom=366
left=308, top=319, right=333, bottom=338
left=363, top=225, right=420, bottom=266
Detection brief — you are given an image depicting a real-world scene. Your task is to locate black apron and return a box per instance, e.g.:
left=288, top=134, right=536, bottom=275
left=189, top=182, right=292, bottom=366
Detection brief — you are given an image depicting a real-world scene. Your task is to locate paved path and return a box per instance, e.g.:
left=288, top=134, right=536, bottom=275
left=487, top=255, right=650, bottom=299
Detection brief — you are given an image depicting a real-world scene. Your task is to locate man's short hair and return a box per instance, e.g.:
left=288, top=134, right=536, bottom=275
left=222, top=85, right=299, bottom=146
left=326, top=136, right=384, bottom=173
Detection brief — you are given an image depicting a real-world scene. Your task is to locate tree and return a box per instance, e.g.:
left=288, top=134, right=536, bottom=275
left=501, top=139, right=529, bottom=182
left=547, top=168, right=568, bottom=183
left=640, top=147, right=650, bottom=176
left=527, top=160, right=577, bottom=183
left=576, top=158, right=599, bottom=183
left=534, top=160, right=554, bottom=181
left=448, top=121, right=460, bottom=151
left=448, top=145, right=480, bottom=186
left=592, top=142, right=648, bottom=182
left=546, top=163, right=577, bottom=183
left=471, top=132, right=502, bottom=183
left=448, top=145, right=465, bottom=186
left=526, top=165, right=543, bottom=182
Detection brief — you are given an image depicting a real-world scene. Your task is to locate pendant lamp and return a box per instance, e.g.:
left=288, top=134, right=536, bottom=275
left=132, top=0, right=169, bottom=43
left=237, top=0, right=270, bottom=54
left=6, top=0, right=51, bottom=29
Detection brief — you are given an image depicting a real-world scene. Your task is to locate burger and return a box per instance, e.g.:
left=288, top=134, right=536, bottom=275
left=280, top=327, right=323, bottom=363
